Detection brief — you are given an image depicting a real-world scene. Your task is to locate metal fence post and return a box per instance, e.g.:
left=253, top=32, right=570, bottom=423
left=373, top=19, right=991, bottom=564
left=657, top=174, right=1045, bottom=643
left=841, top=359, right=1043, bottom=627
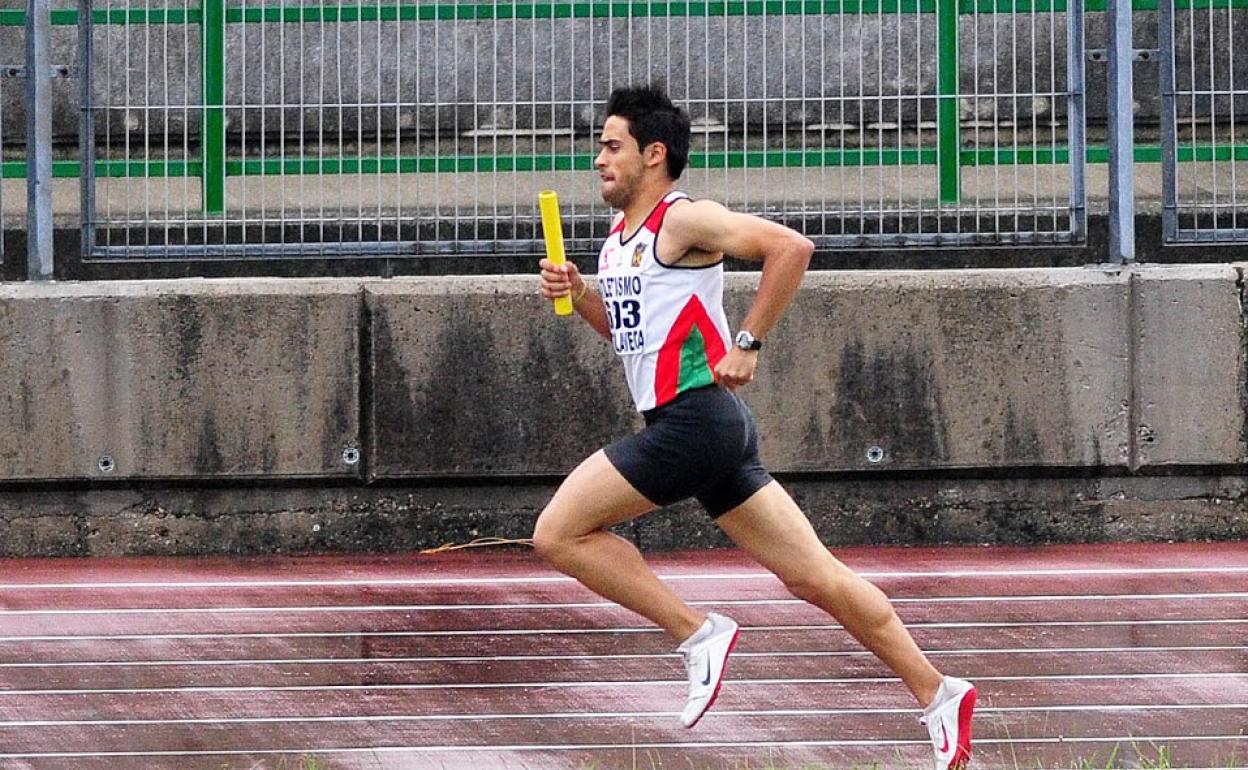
left=936, top=0, right=960, bottom=204
left=201, top=0, right=225, bottom=215
left=79, top=0, right=95, bottom=258
left=25, top=0, right=54, bottom=280
left=1106, top=0, right=1135, bottom=263
left=1157, top=0, right=1179, bottom=243
left=1068, top=0, right=1088, bottom=244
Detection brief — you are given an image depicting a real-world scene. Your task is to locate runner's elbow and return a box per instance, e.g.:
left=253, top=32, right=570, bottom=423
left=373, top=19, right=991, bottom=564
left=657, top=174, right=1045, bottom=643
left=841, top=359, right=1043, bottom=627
left=791, top=234, right=814, bottom=264
left=765, top=232, right=813, bottom=267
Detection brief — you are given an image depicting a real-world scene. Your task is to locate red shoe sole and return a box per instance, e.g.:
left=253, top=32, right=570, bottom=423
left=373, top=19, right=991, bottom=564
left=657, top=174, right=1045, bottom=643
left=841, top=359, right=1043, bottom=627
left=684, top=627, right=740, bottom=729
left=949, top=686, right=977, bottom=770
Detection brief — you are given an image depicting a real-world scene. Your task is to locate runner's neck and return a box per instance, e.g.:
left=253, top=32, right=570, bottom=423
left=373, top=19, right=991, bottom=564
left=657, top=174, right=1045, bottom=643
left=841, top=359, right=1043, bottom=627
left=619, top=184, right=676, bottom=240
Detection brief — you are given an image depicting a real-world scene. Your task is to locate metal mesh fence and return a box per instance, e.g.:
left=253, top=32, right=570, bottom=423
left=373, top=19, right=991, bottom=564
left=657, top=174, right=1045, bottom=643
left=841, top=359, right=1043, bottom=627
left=1161, top=0, right=1248, bottom=243
left=74, top=0, right=1088, bottom=259
left=676, top=2, right=1085, bottom=248
left=80, top=0, right=201, bottom=256
left=961, top=1, right=1084, bottom=244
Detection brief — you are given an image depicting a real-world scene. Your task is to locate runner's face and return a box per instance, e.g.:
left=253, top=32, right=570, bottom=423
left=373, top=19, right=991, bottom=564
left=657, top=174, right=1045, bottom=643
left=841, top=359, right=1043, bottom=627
left=595, top=116, right=646, bottom=209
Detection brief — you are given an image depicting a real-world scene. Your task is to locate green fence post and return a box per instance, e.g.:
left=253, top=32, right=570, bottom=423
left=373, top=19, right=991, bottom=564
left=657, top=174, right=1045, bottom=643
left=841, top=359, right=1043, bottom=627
left=937, top=0, right=959, bottom=203
left=201, top=0, right=225, bottom=214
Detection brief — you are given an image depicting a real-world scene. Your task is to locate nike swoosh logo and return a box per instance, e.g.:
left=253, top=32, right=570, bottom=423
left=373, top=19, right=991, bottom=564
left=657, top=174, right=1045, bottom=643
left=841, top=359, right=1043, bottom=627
left=939, top=724, right=950, bottom=753
left=701, top=658, right=712, bottom=686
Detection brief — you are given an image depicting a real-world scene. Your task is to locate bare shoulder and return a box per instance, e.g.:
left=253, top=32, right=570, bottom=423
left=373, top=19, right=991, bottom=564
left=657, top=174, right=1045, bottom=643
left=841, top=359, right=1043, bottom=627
left=661, top=199, right=734, bottom=250
left=654, top=199, right=728, bottom=266
left=665, top=198, right=803, bottom=260
left=664, top=199, right=733, bottom=232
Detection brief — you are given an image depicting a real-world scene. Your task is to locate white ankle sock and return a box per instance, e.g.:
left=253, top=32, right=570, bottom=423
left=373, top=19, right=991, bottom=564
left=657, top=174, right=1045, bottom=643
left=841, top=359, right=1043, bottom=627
left=678, top=616, right=715, bottom=650
left=923, top=677, right=953, bottom=717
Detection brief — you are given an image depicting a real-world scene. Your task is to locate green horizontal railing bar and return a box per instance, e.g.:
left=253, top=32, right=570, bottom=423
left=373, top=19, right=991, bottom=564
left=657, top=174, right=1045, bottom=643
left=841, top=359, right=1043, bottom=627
left=5, top=143, right=1245, bottom=179
left=961, top=144, right=1248, bottom=164
left=4, top=0, right=1245, bottom=26
left=1086, top=145, right=1161, bottom=163
left=965, top=145, right=1146, bottom=164
left=962, top=146, right=1074, bottom=165
left=691, top=148, right=938, bottom=168
left=0, top=8, right=201, bottom=25
left=1, top=159, right=202, bottom=179
left=1176, top=144, right=1248, bottom=162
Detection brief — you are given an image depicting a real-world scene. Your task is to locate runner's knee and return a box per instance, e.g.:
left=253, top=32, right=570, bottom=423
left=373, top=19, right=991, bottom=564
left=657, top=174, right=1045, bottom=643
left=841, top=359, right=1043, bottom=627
left=773, top=552, right=850, bottom=601
left=531, top=512, right=565, bottom=563
left=780, top=566, right=893, bottom=628
left=531, top=506, right=587, bottom=567
left=779, top=570, right=841, bottom=605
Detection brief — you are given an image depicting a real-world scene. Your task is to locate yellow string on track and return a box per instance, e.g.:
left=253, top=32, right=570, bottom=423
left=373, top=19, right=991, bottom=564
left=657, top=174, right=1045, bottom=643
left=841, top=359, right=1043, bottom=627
left=420, top=537, right=535, bottom=555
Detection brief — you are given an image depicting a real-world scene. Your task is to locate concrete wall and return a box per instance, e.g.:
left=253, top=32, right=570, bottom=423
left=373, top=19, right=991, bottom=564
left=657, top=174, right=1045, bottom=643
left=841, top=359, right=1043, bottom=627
left=1, top=265, right=1242, bottom=480
left=3, top=10, right=1246, bottom=141
left=365, top=266, right=1240, bottom=478
left=0, top=279, right=361, bottom=481
left=1, top=264, right=1245, bottom=554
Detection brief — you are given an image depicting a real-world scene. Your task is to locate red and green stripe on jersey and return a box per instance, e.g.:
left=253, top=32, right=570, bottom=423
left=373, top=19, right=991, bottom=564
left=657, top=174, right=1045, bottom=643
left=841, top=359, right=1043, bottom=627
left=654, top=294, right=727, bottom=406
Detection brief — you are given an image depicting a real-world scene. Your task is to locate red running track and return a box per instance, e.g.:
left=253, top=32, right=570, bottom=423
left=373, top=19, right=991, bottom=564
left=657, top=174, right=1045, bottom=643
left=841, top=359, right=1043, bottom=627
left=0, top=542, right=1243, bottom=769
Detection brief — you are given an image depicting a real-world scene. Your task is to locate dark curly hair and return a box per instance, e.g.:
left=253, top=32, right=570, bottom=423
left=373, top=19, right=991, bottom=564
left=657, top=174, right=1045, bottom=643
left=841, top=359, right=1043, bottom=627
left=605, top=83, right=691, bottom=180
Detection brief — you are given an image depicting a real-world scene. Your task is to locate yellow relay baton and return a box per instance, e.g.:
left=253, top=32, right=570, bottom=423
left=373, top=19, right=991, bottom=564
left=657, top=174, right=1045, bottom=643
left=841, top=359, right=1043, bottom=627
left=539, top=190, right=574, bottom=316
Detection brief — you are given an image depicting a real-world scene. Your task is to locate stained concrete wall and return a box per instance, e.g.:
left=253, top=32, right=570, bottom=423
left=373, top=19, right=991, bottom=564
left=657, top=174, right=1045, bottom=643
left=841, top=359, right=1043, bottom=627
left=1131, top=264, right=1247, bottom=468
left=0, top=279, right=362, bottom=481
left=733, top=269, right=1133, bottom=471
left=364, top=265, right=1241, bottom=478
left=0, top=264, right=1240, bottom=480
left=366, top=278, right=635, bottom=478
left=366, top=269, right=1134, bottom=477
left=0, top=264, right=1245, bottom=554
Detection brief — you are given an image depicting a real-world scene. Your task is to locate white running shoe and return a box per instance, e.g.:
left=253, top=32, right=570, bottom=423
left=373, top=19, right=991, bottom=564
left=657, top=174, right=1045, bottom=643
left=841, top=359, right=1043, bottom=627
left=920, top=675, right=976, bottom=770
left=676, top=612, right=740, bottom=728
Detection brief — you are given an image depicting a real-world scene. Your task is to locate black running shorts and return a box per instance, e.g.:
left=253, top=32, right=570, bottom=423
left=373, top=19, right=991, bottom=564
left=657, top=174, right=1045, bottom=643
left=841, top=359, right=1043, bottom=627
left=604, top=385, right=774, bottom=518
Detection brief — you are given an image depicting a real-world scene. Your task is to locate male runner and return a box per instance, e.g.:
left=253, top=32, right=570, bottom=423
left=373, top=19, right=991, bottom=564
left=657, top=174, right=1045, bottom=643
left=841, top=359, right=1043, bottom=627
left=534, top=83, right=976, bottom=770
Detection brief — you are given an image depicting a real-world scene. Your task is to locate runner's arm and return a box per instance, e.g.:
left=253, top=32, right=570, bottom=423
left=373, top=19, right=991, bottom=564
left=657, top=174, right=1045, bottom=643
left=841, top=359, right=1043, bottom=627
left=664, top=200, right=812, bottom=342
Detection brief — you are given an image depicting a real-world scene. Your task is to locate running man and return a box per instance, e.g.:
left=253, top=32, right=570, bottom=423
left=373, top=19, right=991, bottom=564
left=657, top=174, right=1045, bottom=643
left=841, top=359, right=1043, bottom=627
left=534, top=83, right=976, bottom=770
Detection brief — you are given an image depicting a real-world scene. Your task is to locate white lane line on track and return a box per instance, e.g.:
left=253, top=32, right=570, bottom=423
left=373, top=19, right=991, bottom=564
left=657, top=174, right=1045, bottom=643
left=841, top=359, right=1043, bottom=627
left=1, top=735, right=1245, bottom=759
left=2, top=672, right=1244, bottom=696
left=1, top=645, right=1242, bottom=669
left=1, top=592, right=1244, bottom=616
left=1, top=565, right=1246, bottom=590
left=2, top=703, right=1245, bottom=728
left=2, top=617, right=1244, bottom=642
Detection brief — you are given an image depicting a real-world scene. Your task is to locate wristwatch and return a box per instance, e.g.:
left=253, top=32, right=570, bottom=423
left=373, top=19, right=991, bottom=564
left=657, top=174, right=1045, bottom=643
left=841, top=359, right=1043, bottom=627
left=734, top=330, right=762, bottom=351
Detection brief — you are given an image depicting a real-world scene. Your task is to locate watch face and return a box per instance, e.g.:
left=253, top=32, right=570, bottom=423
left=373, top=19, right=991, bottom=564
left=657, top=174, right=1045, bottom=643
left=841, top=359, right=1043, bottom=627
left=735, top=331, right=759, bottom=350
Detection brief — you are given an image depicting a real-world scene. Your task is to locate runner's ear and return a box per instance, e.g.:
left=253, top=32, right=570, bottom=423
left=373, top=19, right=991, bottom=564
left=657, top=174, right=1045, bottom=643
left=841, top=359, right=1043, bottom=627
left=642, top=141, right=668, bottom=171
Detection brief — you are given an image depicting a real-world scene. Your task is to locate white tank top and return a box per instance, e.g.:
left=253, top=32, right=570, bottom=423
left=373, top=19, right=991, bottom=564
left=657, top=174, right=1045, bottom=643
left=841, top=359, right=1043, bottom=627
left=596, top=191, right=732, bottom=413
